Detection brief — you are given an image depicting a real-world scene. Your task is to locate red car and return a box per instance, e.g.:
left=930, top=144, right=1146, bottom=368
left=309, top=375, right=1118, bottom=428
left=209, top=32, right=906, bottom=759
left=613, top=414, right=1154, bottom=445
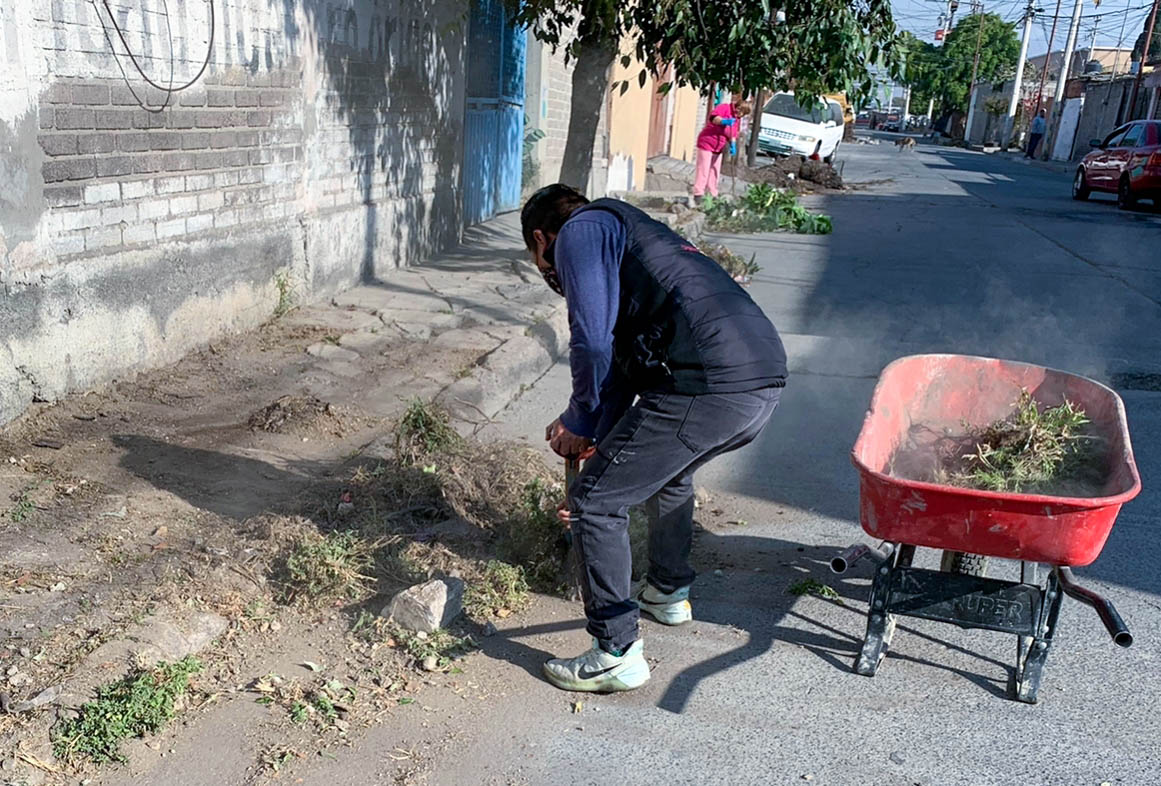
left=1073, top=119, right=1161, bottom=209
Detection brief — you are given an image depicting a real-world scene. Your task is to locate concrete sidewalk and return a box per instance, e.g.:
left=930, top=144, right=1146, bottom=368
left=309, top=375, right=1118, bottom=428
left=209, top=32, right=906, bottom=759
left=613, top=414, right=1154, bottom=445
left=0, top=210, right=571, bottom=782
left=288, top=211, right=568, bottom=431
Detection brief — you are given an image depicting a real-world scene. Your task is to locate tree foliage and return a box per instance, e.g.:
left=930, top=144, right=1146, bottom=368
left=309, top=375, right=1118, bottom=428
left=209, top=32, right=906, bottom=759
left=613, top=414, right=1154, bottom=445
left=899, top=13, right=1020, bottom=115
left=1132, top=19, right=1161, bottom=65
left=510, top=0, right=903, bottom=106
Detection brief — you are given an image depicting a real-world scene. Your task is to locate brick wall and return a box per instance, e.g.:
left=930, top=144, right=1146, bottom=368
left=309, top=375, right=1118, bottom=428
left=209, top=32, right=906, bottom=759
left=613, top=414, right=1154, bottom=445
left=38, top=76, right=304, bottom=257
left=0, top=0, right=467, bottom=424
left=523, top=31, right=608, bottom=196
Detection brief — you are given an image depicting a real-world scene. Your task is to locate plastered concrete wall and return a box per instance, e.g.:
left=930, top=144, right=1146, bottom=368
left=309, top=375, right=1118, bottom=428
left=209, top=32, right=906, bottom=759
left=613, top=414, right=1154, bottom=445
left=667, top=84, right=701, bottom=163
left=607, top=39, right=651, bottom=191
left=0, top=0, right=466, bottom=425
left=1074, top=79, right=1134, bottom=159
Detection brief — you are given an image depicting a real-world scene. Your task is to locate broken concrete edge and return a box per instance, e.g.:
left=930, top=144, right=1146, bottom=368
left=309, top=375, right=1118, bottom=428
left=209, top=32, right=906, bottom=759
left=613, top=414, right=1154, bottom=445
left=437, top=303, right=569, bottom=431
left=11, top=610, right=229, bottom=715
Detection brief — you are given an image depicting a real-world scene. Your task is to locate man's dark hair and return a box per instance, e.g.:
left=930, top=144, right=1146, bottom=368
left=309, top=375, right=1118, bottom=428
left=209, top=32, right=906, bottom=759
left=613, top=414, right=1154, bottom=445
left=520, top=184, right=590, bottom=250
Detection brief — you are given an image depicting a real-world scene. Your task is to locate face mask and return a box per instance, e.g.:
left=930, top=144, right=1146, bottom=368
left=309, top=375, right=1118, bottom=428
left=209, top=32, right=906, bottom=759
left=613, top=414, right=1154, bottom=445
left=537, top=238, right=564, bottom=297
left=540, top=265, right=564, bottom=297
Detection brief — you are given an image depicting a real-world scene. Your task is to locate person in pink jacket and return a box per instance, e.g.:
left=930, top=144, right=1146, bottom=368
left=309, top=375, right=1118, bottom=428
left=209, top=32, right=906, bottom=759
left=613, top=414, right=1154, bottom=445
left=693, top=96, right=751, bottom=199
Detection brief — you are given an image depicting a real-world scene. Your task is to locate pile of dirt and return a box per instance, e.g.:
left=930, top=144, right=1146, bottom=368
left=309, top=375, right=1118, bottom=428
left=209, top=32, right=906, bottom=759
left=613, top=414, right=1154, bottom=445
left=723, top=156, right=844, bottom=191
left=248, top=395, right=348, bottom=437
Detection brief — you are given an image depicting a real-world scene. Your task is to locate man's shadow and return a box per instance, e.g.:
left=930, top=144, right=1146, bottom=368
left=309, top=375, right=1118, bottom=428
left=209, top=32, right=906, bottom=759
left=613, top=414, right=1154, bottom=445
left=473, top=524, right=1014, bottom=713
left=108, top=435, right=1014, bottom=707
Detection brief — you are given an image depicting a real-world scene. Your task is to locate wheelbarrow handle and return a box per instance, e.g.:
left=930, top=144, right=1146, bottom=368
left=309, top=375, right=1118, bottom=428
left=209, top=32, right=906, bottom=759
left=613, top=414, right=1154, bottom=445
left=831, top=542, right=895, bottom=574
left=1054, top=567, right=1133, bottom=648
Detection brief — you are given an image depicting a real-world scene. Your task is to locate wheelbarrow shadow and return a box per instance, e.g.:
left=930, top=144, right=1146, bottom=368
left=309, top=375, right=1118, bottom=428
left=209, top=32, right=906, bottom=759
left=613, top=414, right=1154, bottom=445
left=654, top=527, right=1014, bottom=713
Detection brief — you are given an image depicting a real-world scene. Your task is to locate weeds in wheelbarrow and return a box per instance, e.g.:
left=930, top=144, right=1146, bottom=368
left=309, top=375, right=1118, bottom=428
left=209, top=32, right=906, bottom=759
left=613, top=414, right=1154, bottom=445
left=892, top=391, right=1106, bottom=495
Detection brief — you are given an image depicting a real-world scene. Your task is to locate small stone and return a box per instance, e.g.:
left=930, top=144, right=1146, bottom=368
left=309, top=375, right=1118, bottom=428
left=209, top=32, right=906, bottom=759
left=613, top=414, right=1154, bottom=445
left=482, top=622, right=498, bottom=637
left=889, top=751, right=906, bottom=765
left=5, top=666, right=17, bottom=677
left=269, top=620, right=282, bottom=633
left=18, top=648, right=31, bottom=659
left=1, top=757, right=15, bottom=771
left=381, top=578, right=465, bottom=633
left=694, top=488, right=712, bottom=509
left=415, top=631, right=429, bottom=640
left=420, top=656, right=439, bottom=672
left=713, top=569, right=724, bottom=577
left=15, top=685, right=61, bottom=712
left=801, top=776, right=813, bottom=782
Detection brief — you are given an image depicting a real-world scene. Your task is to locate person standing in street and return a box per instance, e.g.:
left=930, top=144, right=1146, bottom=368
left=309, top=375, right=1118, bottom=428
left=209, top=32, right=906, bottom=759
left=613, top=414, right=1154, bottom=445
left=1026, top=109, right=1047, bottom=159
left=692, top=96, right=751, bottom=200
left=520, top=184, right=787, bottom=693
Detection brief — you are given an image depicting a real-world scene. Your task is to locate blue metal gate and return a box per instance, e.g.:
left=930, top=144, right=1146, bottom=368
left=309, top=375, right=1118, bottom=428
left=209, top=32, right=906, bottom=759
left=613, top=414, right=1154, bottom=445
left=463, top=0, right=525, bottom=226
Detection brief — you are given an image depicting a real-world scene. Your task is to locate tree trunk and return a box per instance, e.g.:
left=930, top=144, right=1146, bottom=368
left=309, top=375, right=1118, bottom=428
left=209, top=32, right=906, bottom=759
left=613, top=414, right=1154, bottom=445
left=558, top=39, right=617, bottom=193
left=746, top=89, right=767, bottom=168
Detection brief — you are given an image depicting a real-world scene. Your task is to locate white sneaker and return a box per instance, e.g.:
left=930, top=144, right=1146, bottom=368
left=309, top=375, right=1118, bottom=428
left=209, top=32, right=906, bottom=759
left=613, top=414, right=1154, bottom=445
left=542, top=639, right=650, bottom=693
left=632, top=579, right=693, bottom=626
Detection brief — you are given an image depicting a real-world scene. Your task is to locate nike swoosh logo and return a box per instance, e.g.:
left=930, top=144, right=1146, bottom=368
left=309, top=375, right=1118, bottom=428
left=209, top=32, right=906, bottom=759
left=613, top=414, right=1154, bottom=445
left=577, top=664, right=619, bottom=680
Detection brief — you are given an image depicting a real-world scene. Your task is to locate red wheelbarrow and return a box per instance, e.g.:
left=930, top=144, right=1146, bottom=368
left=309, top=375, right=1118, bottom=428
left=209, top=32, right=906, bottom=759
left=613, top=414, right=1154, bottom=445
left=836, top=354, right=1141, bottom=703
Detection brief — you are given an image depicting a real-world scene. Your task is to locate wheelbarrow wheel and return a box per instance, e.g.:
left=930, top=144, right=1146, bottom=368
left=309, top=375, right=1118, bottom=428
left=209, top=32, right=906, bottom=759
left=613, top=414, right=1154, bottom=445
left=940, top=550, right=988, bottom=577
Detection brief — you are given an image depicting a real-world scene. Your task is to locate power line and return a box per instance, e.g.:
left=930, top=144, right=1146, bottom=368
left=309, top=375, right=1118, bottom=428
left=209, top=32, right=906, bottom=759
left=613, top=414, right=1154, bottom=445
left=98, top=0, right=215, bottom=97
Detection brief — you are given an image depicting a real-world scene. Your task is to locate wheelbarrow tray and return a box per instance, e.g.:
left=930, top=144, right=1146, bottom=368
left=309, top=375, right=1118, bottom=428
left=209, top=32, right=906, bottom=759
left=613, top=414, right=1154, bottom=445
left=851, top=354, right=1141, bottom=566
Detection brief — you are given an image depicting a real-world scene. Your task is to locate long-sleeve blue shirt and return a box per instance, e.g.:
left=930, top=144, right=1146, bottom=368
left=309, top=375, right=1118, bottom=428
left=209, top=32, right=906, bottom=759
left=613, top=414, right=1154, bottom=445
left=550, top=210, right=627, bottom=440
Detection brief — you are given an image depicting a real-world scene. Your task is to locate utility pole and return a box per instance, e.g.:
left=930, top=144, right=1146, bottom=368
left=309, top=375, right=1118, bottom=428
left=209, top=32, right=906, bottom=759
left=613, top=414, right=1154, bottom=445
left=1003, top=0, right=1036, bottom=149
left=1089, top=16, right=1101, bottom=56
left=1041, top=0, right=1084, bottom=159
left=1035, top=0, right=1064, bottom=115
left=1129, top=0, right=1160, bottom=119
left=962, top=1, right=987, bottom=144
left=1055, top=0, right=1084, bottom=108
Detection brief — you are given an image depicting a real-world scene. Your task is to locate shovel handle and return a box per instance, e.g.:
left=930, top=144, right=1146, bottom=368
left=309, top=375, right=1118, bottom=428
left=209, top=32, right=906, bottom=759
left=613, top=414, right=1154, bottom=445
left=565, top=457, right=581, bottom=490
left=562, top=458, right=582, bottom=548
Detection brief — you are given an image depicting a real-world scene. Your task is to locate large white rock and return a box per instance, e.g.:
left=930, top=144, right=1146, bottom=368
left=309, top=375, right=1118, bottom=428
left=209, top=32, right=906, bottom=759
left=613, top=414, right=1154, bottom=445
left=382, top=578, right=464, bottom=633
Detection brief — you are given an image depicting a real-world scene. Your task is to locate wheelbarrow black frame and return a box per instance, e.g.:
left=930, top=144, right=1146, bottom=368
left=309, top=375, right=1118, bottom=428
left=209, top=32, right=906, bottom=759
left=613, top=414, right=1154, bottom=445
left=845, top=541, right=1132, bottom=703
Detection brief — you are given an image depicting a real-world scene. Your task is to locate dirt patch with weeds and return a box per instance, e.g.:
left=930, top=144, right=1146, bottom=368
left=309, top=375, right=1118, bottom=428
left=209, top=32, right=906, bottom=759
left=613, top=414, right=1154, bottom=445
left=0, top=290, right=541, bottom=783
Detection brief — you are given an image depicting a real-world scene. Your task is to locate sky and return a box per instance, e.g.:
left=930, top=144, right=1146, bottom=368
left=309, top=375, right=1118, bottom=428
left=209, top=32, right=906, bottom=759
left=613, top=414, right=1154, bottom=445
left=891, top=0, right=1156, bottom=59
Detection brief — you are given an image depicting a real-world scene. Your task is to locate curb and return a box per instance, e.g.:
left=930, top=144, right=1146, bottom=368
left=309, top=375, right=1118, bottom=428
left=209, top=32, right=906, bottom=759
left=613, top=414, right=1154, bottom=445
left=438, top=304, right=569, bottom=429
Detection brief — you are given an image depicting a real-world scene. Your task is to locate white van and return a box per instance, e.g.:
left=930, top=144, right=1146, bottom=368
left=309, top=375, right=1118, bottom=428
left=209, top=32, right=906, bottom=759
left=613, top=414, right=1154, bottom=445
left=757, top=92, right=845, bottom=163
